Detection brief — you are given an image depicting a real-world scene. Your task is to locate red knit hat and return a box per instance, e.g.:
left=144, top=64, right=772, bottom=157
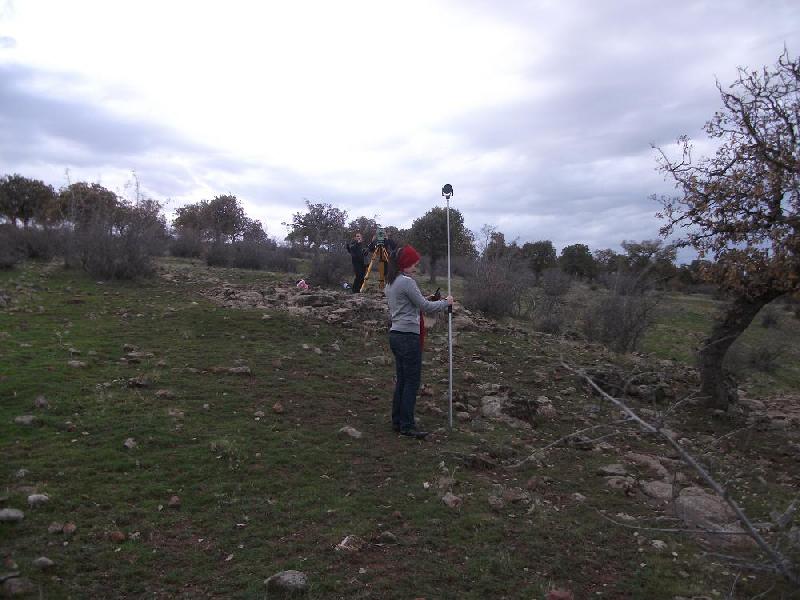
left=396, top=245, right=421, bottom=271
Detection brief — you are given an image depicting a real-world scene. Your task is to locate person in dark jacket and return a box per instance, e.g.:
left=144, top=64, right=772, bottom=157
left=346, top=232, right=369, bottom=292
left=385, top=245, right=453, bottom=439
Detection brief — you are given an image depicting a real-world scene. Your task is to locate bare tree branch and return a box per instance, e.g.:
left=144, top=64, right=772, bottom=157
left=508, top=418, right=633, bottom=469
left=565, top=362, right=800, bottom=587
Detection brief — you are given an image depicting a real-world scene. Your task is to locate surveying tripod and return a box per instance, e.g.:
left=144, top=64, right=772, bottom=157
left=360, top=244, right=391, bottom=292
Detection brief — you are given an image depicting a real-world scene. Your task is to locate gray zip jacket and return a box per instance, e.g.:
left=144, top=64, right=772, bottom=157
left=385, top=274, right=449, bottom=334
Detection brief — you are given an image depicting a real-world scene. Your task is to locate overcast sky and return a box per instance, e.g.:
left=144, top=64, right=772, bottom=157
left=1, top=0, right=797, bottom=256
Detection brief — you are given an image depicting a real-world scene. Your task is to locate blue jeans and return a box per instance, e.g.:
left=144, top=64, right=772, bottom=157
left=389, top=331, right=422, bottom=431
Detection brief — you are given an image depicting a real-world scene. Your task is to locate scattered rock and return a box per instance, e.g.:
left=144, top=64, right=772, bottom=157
left=32, top=556, right=55, bottom=569
left=442, top=492, right=462, bottom=509
left=27, top=494, right=49, bottom=507
left=604, top=476, right=636, bottom=492
left=227, top=366, right=252, bottom=375
left=0, top=509, right=24, bottom=522
left=264, top=570, right=309, bottom=597
left=572, top=493, right=587, bottom=502
left=625, top=452, right=670, bottom=479
left=33, top=395, right=49, bottom=409
left=254, top=410, right=266, bottom=418
left=487, top=495, right=505, bottom=511
left=155, top=389, right=176, bottom=399
left=14, top=469, right=29, bottom=479
left=109, top=530, right=127, bottom=543
left=673, top=486, right=736, bottom=529
left=13, top=415, right=37, bottom=426
left=67, top=360, right=87, bottom=368
left=123, top=438, right=138, bottom=450
left=62, top=522, right=77, bottom=536
left=272, top=402, right=285, bottom=414
left=334, top=535, right=364, bottom=553
left=168, top=495, right=181, bottom=508
left=47, top=521, right=64, bottom=534
left=651, top=540, right=668, bottom=551
left=536, top=403, right=558, bottom=421
left=641, top=480, right=675, bottom=501
left=338, top=425, right=362, bottom=439
left=167, top=408, right=185, bottom=418
left=1, top=576, right=36, bottom=597
left=597, top=464, right=628, bottom=477
left=127, top=376, right=151, bottom=388
left=123, top=343, right=138, bottom=352
left=501, top=487, right=531, bottom=504
left=377, top=531, right=397, bottom=544
left=480, top=396, right=505, bottom=419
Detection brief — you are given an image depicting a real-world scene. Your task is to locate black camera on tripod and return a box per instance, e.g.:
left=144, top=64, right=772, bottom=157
left=375, top=226, right=386, bottom=246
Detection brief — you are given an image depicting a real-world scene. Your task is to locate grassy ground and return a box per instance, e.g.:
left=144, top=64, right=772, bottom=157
left=643, top=292, right=800, bottom=396
left=1, top=259, right=799, bottom=599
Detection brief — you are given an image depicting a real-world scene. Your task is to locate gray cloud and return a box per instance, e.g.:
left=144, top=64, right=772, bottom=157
left=1, top=0, right=797, bottom=258
left=0, top=63, right=203, bottom=163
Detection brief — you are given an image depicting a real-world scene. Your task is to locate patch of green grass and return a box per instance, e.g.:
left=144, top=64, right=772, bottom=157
left=1, top=259, right=797, bottom=598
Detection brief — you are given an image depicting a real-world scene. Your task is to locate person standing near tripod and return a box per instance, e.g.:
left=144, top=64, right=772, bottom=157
left=346, top=232, right=369, bottom=293
left=385, top=245, right=453, bottom=439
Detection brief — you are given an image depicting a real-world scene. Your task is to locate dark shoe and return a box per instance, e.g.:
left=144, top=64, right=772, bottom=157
left=400, top=429, right=429, bottom=439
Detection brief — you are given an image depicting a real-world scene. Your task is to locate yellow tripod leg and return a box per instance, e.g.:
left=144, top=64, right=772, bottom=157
left=360, top=249, right=380, bottom=292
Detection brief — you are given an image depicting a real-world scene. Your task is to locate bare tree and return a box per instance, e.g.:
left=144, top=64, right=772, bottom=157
left=656, top=49, right=799, bottom=409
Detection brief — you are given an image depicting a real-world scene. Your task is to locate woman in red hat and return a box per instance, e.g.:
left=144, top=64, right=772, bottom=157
left=385, top=245, right=454, bottom=438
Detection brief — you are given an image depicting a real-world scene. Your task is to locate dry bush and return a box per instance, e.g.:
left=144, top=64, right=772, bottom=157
left=540, top=267, right=572, bottom=297
left=0, top=225, right=22, bottom=269
left=463, top=256, right=534, bottom=318
left=532, top=295, right=568, bottom=334
left=260, top=247, right=295, bottom=273
left=206, top=242, right=233, bottom=267
left=170, top=229, right=204, bottom=258
left=231, top=241, right=271, bottom=270
left=67, top=205, right=164, bottom=279
left=582, top=291, right=661, bottom=353
left=19, top=227, right=65, bottom=260
left=597, top=272, right=652, bottom=296
left=450, top=255, right=476, bottom=278
left=309, top=250, right=351, bottom=288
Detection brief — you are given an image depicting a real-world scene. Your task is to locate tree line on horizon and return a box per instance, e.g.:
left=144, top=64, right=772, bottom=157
left=0, top=172, right=696, bottom=287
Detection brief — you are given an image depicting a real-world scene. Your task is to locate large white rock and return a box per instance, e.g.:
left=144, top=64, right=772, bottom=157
left=674, top=486, right=736, bottom=529
left=0, top=508, right=24, bottom=522
left=265, top=570, right=309, bottom=597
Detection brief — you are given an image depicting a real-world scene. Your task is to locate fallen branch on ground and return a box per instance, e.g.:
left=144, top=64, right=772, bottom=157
left=564, top=361, right=799, bottom=587
left=508, top=418, right=633, bottom=469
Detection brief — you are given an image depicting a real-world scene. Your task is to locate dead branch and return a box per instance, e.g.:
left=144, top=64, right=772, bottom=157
left=564, top=361, right=800, bottom=587
left=508, top=418, right=633, bottom=469
left=597, top=510, right=755, bottom=536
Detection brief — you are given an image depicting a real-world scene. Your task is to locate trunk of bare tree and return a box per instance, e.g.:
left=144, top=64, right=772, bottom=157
left=699, top=291, right=780, bottom=410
